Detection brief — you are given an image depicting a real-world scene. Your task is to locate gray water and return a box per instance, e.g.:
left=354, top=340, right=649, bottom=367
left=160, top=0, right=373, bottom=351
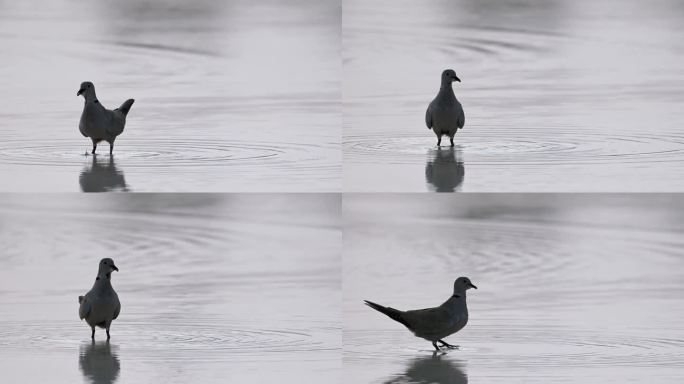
left=0, top=194, right=341, bottom=383
left=343, top=194, right=684, bottom=383
left=343, top=0, right=684, bottom=192
left=0, top=0, right=341, bottom=192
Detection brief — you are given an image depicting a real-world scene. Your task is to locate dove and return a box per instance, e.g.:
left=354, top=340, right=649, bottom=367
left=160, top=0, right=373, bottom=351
left=77, top=82, right=134, bottom=155
left=79, top=258, right=121, bottom=340
left=425, top=69, right=465, bottom=147
left=364, top=277, right=477, bottom=351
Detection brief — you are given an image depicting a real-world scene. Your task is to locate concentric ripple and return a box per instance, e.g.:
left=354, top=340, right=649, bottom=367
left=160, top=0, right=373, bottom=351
left=0, top=138, right=333, bottom=169
left=345, top=327, right=684, bottom=368
left=344, top=130, right=684, bottom=165
left=0, top=320, right=328, bottom=360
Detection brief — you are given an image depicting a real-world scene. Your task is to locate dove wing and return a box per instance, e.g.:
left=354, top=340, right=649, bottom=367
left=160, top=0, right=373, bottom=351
left=403, top=306, right=453, bottom=335
left=104, top=109, right=126, bottom=137
left=113, top=299, right=121, bottom=320
left=425, top=102, right=434, bottom=129
left=457, top=102, right=465, bottom=129
left=79, top=295, right=91, bottom=320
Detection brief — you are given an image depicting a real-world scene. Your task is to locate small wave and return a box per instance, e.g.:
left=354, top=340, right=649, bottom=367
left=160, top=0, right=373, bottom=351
left=0, top=319, right=328, bottom=361
left=344, top=130, right=684, bottom=166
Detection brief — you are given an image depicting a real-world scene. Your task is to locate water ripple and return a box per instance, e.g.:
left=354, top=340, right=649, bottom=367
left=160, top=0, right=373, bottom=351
left=0, top=138, right=334, bottom=171
left=0, top=319, right=330, bottom=361
left=344, top=130, right=684, bottom=165
left=345, top=328, right=684, bottom=368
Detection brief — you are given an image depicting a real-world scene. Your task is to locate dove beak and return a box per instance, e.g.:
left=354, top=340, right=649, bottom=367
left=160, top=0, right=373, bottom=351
left=469, top=283, right=477, bottom=289
left=112, top=265, right=119, bottom=272
left=453, top=76, right=461, bottom=82
left=77, top=89, right=85, bottom=96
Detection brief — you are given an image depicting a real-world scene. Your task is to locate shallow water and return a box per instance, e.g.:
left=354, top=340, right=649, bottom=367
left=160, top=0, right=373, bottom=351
left=0, top=194, right=341, bottom=383
left=343, top=194, right=684, bottom=383
left=0, top=0, right=341, bottom=192
left=343, top=0, right=684, bottom=191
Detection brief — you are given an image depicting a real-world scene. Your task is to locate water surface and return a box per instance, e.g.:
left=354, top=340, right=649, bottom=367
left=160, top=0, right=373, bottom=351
left=0, top=0, right=341, bottom=192
left=0, top=194, right=341, bottom=383
left=344, top=194, right=684, bottom=382
left=343, top=0, right=684, bottom=191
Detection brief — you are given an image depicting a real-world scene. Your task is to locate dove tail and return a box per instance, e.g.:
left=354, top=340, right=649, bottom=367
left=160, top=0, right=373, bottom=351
left=118, top=99, right=135, bottom=116
left=364, top=300, right=410, bottom=328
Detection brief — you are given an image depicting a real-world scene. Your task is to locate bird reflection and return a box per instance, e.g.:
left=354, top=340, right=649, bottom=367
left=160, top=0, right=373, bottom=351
left=385, top=353, right=467, bottom=384
left=425, top=147, right=464, bottom=192
left=79, top=340, right=120, bottom=384
left=80, top=155, right=129, bottom=192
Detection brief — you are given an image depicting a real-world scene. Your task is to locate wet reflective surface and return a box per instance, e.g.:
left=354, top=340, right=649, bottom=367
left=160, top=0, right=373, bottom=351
left=79, top=156, right=129, bottom=192
left=344, top=194, right=684, bottom=383
left=79, top=341, right=120, bottom=384
left=343, top=0, right=684, bottom=191
left=425, top=147, right=464, bottom=192
left=0, top=0, right=341, bottom=192
left=0, top=194, right=341, bottom=383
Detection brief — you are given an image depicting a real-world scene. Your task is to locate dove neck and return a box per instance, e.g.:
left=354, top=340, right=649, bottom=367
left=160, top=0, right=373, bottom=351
left=439, top=83, right=455, bottom=97
left=83, top=90, right=98, bottom=102
left=93, top=272, right=114, bottom=290
left=443, top=292, right=467, bottom=311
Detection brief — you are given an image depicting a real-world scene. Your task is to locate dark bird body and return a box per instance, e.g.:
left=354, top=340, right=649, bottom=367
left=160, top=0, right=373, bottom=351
left=79, top=258, right=121, bottom=340
left=365, top=277, right=477, bottom=351
left=77, top=81, right=134, bottom=155
left=425, top=69, right=465, bottom=147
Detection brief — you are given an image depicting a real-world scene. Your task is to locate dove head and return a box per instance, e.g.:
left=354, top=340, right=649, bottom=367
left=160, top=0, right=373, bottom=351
left=453, top=276, right=477, bottom=295
left=97, top=258, right=119, bottom=280
left=77, top=82, right=96, bottom=100
left=441, top=69, right=461, bottom=86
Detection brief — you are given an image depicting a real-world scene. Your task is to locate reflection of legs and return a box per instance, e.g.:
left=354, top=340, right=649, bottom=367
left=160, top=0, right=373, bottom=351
left=432, top=341, right=441, bottom=351
left=439, top=339, right=458, bottom=349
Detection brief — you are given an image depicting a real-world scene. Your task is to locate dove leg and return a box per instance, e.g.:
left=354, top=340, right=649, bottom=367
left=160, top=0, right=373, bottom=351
left=437, top=136, right=442, bottom=147
left=106, top=322, right=111, bottom=340
left=439, top=340, right=459, bottom=349
left=449, top=136, right=455, bottom=147
left=108, top=140, right=114, bottom=155
left=90, top=327, right=95, bottom=340
left=91, top=139, right=98, bottom=155
left=432, top=341, right=441, bottom=351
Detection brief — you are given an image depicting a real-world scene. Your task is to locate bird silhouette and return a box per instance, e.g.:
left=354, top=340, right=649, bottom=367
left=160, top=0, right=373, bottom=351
left=77, top=82, right=134, bottom=155
left=425, top=69, right=465, bottom=147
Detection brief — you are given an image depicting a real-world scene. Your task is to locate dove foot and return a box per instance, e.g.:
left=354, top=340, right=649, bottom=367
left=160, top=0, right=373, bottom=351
left=432, top=341, right=441, bottom=351
left=438, top=340, right=459, bottom=349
